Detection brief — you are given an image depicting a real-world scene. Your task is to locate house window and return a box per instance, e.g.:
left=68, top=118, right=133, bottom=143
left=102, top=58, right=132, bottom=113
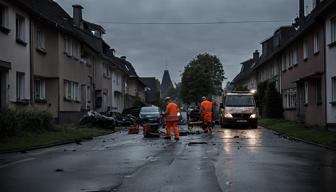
left=36, top=30, right=46, bottom=51
left=292, top=47, right=298, bottom=65
left=64, top=80, right=70, bottom=100
left=316, top=79, right=322, bottom=104
left=64, top=80, right=80, bottom=101
left=283, top=88, right=297, bottom=109
left=64, top=37, right=72, bottom=56
left=282, top=55, right=286, bottom=71
left=72, top=41, right=80, bottom=59
left=16, top=72, right=25, bottom=100
left=34, top=79, right=45, bottom=100
left=304, top=82, right=309, bottom=104
left=314, top=32, right=319, bottom=53
left=287, top=52, right=291, bottom=68
left=303, top=39, right=308, bottom=60
left=16, top=14, right=25, bottom=42
left=103, top=63, right=111, bottom=78
left=331, top=17, right=336, bottom=44
left=0, top=4, right=9, bottom=29
left=332, top=77, right=336, bottom=102
left=74, top=82, right=80, bottom=101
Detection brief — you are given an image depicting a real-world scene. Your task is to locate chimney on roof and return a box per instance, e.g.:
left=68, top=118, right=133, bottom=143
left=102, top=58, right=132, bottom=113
left=72, top=5, right=83, bottom=29
left=120, top=56, right=126, bottom=60
left=299, top=0, right=305, bottom=26
left=253, top=50, right=259, bottom=62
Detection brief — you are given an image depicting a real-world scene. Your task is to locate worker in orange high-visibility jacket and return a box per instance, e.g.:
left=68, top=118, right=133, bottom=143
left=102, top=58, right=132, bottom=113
left=164, top=97, right=180, bottom=141
left=200, top=96, right=213, bottom=133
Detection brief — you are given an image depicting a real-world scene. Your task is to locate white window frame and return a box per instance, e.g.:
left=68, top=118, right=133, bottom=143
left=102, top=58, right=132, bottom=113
left=72, top=40, right=81, bottom=59
left=16, top=72, right=25, bottom=100
left=64, top=37, right=72, bottom=56
left=16, top=14, right=25, bottom=42
left=304, top=82, right=309, bottom=105
left=292, top=47, right=298, bottom=65
left=314, top=31, right=319, bottom=54
left=36, top=29, right=46, bottom=51
left=331, top=17, right=336, bottom=44
left=0, top=4, right=9, bottom=29
left=303, top=39, right=308, bottom=60
left=34, top=79, right=46, bottom=100
left=286, top=52, right=291, bottom=69
left=64, top=80, right=80, bottom=101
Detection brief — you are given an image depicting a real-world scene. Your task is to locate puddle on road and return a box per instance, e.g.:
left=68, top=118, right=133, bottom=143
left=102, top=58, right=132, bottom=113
left=188, top=142, right=208, bottom=145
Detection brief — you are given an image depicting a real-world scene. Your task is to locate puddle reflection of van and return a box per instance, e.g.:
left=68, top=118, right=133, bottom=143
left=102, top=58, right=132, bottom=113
left=219, top=92, right=258, bottom=128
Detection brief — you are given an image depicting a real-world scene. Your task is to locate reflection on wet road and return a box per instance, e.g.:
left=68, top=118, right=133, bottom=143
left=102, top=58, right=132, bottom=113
left=0, top=126, right=335, bottom=192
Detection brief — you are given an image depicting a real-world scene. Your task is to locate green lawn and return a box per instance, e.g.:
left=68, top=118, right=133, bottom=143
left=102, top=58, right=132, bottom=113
left=0, top=124, right=114, bottom=153
left=259, top=118, right=336, bottom=150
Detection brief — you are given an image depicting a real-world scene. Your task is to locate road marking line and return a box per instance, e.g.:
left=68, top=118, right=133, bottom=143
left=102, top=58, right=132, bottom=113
left=0, top=158, right=36, bottom=169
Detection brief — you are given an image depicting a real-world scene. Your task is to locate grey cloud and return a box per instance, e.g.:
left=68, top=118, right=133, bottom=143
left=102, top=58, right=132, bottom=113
left=56, top=0, right=298, bottom=84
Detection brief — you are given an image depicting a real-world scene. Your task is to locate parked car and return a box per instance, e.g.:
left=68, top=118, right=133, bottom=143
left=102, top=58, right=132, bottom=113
left=139, top=106, right=162, bottom=125
left=219, top=92, right=258, bottom=128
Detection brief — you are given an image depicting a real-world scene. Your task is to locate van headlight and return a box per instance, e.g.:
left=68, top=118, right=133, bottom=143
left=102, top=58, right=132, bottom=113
left=250, top=114, right=257, bottom=119
left=224, top=112, right=233, bottom=118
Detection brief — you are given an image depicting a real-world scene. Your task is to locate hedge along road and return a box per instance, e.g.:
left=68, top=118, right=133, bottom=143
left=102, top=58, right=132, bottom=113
left=0, top=125, right=336, bottom=192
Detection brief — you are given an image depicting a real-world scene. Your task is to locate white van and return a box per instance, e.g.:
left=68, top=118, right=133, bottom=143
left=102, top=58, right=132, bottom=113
left=219, top=92, right=258, bottom=128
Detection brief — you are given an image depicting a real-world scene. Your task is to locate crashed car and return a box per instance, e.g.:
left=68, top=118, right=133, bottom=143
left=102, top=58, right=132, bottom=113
left=122, top=107, right=141, bottom=118
left=187, top=107, right=202, bottom=128
left=79, top=111, right=116, bottom=129
left=110, top=112, right=136, bottom=126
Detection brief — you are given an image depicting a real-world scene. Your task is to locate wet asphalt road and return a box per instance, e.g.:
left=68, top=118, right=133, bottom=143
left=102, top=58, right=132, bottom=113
left=0, top=125, right=336, bottom=192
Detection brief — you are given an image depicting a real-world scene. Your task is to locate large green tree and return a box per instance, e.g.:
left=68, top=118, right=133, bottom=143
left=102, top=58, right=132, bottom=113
left=180, top=53, right=225, bottom=104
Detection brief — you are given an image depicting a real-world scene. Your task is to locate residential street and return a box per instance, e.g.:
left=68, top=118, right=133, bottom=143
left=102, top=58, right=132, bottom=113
left=1, top=125, right=335, bottom=192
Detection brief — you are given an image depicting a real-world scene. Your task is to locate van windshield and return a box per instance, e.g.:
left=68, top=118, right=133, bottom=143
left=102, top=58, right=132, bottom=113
left=225, top=95, right=255, bottom=107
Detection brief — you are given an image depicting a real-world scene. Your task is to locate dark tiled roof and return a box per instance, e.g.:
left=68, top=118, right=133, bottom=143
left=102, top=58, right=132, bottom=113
left=84, top=21, right=105, bottom=34
left=232, top=59, right=255, bottom=83
left=140, top=77, right=160, bottom=92
left=253, top=0, right=336, bottom=70
left=104, top=50, right=145, bottom=86
left=13, top=0, right=103, bottom=53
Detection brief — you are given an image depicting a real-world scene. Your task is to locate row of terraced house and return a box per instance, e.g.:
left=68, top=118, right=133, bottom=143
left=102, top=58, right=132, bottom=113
left=232, top=0, right=336, bottom=128
left=0, top=0, right=149, bottom=122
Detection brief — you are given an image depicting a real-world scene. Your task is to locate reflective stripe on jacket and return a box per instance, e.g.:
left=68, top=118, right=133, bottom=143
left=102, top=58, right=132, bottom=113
left=165, top=102, right=179, bottom=122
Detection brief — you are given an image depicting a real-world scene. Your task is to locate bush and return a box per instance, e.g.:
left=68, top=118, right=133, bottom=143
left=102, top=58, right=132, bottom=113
left=0, top=109, right=54, bottom=138
left=262, top=82, right=283, bottom=118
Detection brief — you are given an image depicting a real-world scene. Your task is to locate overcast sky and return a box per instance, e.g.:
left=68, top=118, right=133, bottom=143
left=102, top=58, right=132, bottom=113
left=54, top=0, right=310, bottom=85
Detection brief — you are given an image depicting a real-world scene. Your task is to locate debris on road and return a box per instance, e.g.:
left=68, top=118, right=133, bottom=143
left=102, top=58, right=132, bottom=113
left=188, top=141, right=208, bottom=145
left=79, top=111, right=116, bottom=129
left=55, top=168, right=64, bottom=172
left=128, top=125, right=140, bottom=134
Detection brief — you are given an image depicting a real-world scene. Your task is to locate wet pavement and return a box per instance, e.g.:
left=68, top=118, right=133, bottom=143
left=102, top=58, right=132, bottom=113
left=0, top=125, right=336, bottom=192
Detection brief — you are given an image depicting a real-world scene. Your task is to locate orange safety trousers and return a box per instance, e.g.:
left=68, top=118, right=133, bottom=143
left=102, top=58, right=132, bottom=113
left=166, top=121, right=179, bottom=138
left=202, top=112, right=212, bottom=123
